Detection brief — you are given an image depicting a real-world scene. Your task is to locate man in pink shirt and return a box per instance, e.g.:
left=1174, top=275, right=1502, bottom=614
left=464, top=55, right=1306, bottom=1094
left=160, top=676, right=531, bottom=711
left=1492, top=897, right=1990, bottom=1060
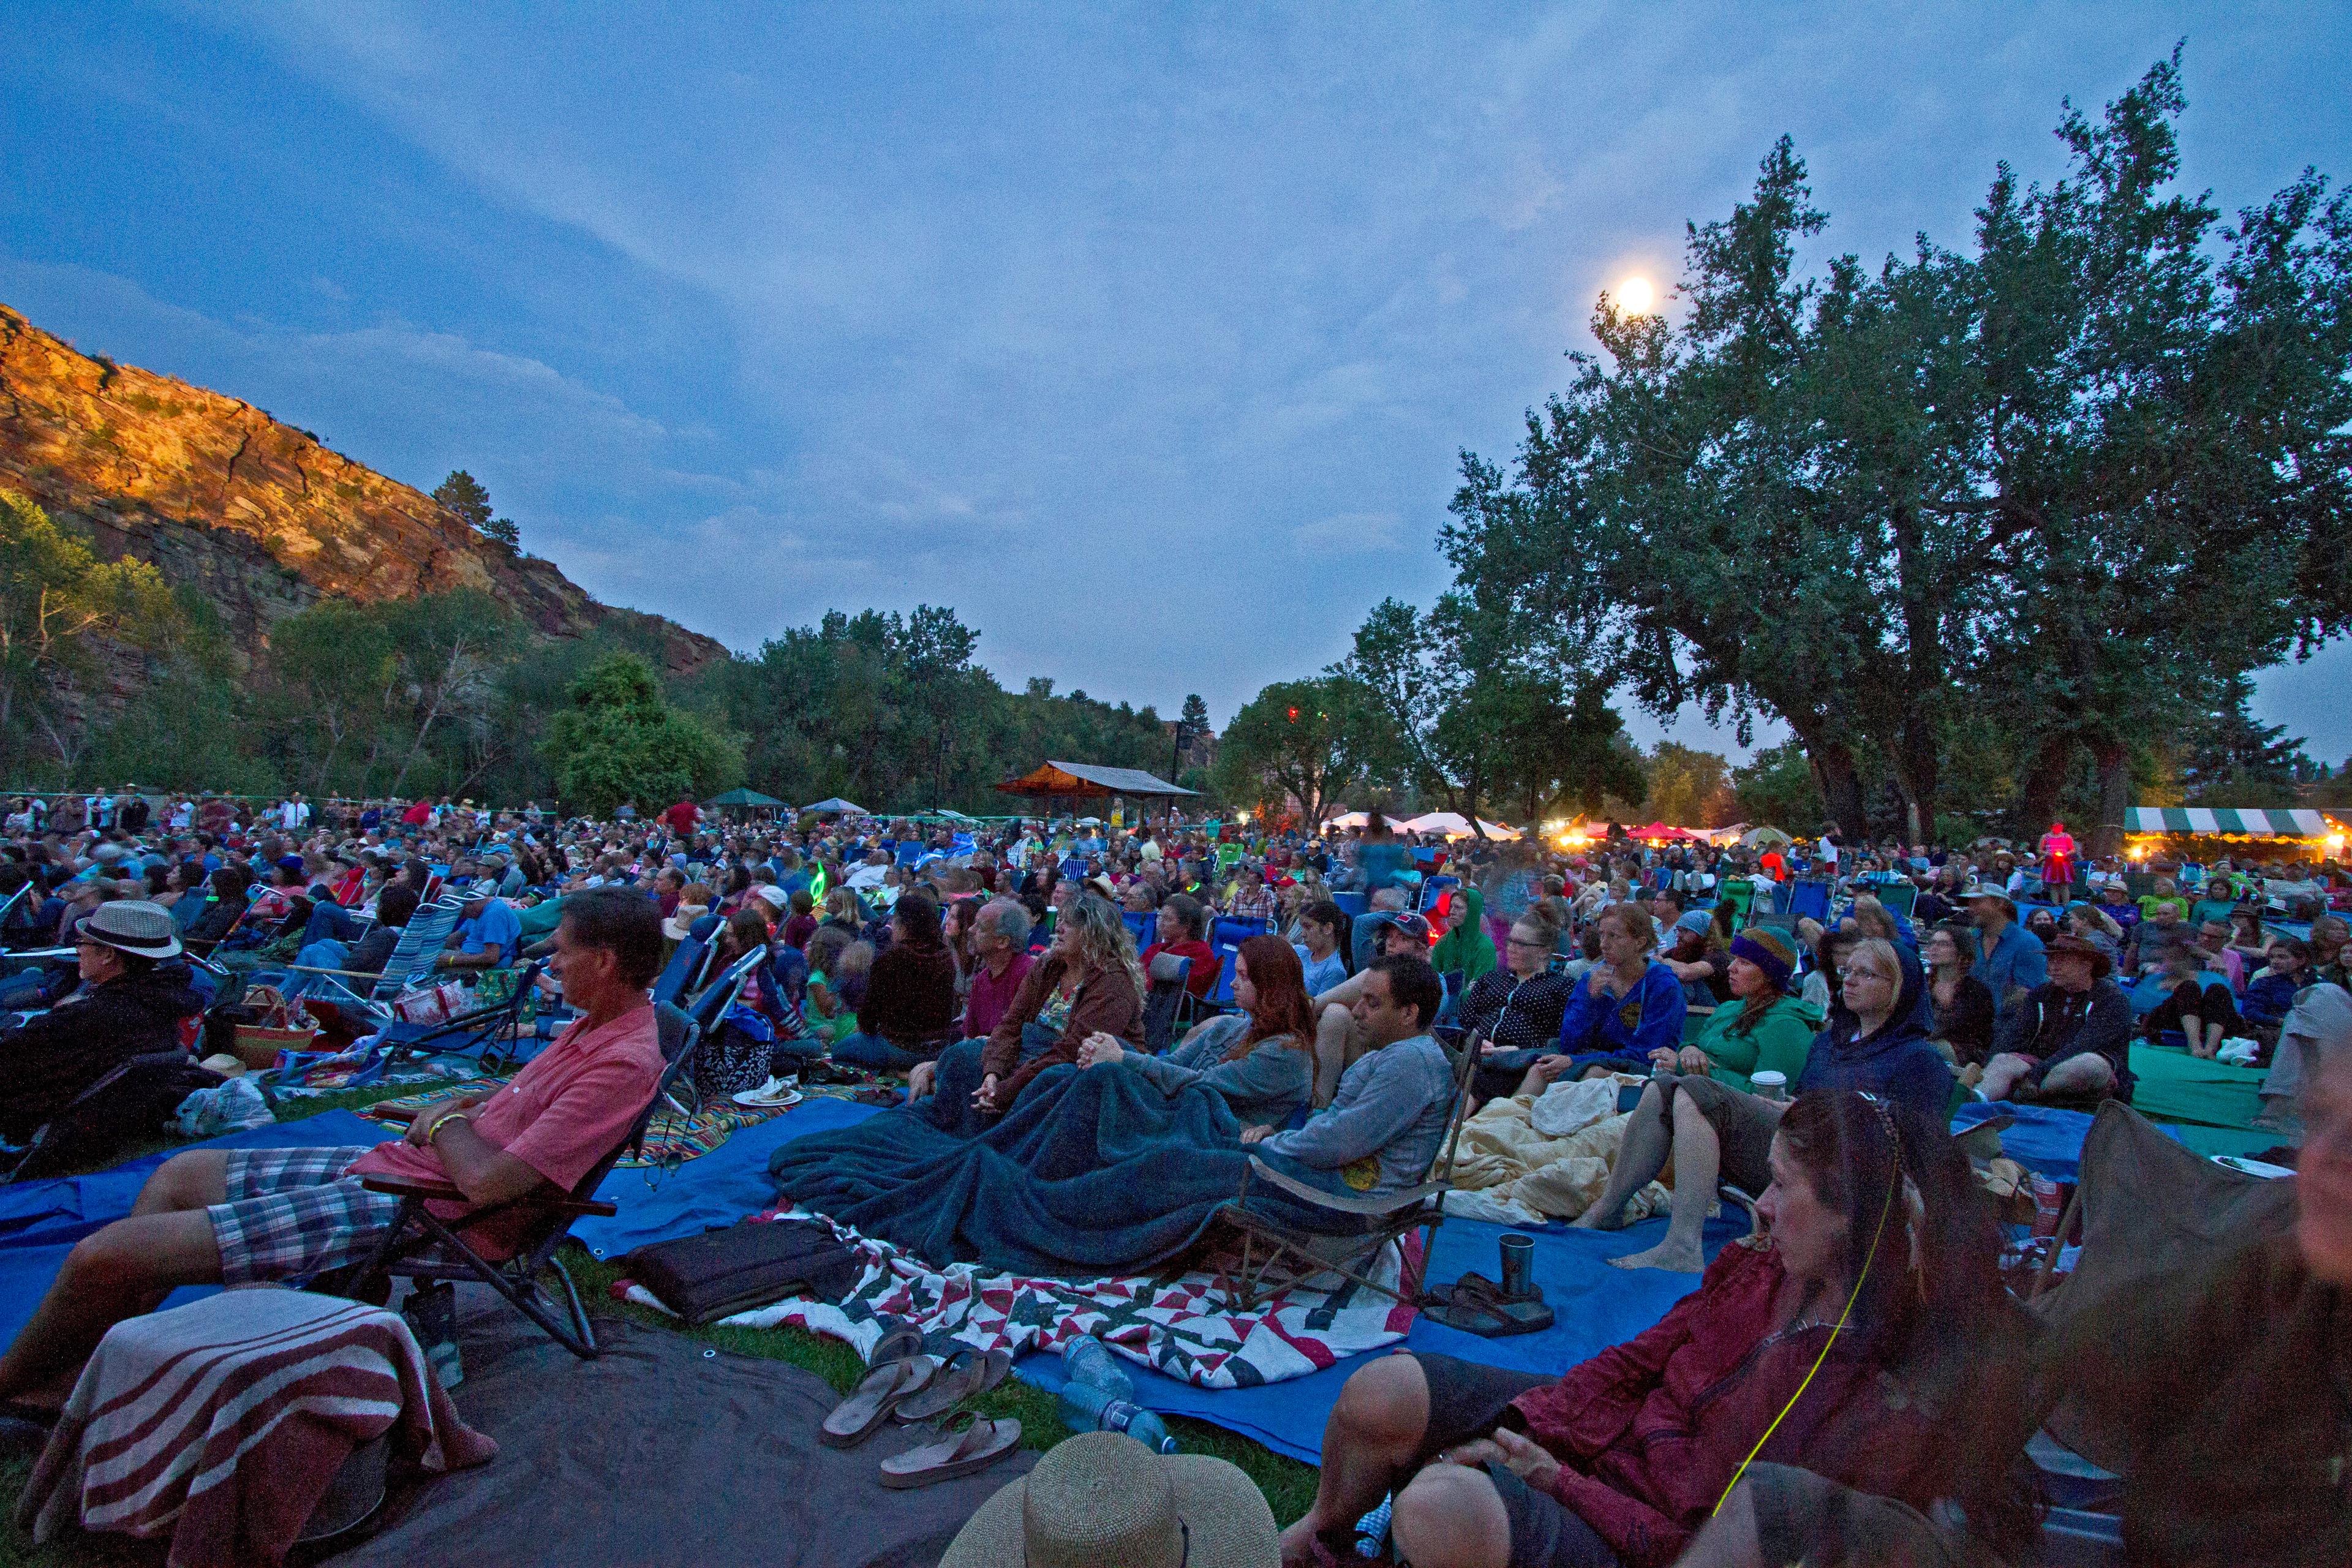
left=0, top=888, right=666, bottom=1410
left=960, top=898, right=1036, bottom=1042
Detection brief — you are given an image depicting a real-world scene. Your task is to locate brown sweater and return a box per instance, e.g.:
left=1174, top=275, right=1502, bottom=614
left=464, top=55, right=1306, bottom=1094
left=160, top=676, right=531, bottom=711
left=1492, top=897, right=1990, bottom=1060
left=981, top=954, right=1143, bottom=1104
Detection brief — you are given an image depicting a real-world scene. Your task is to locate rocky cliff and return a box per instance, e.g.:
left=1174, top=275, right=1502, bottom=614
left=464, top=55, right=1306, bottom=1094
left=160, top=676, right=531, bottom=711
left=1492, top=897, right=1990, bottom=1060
left=0, top=303, right=726, bottom=674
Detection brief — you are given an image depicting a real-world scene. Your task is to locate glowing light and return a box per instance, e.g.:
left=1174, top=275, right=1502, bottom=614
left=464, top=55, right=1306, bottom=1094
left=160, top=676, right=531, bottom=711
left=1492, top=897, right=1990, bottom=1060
left=1616, top=276, right=1656, bottom=315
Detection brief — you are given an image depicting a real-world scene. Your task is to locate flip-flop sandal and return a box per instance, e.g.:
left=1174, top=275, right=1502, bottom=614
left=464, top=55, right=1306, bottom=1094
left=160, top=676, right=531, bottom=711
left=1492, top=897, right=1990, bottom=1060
left=822, top=1355, right=935, bottom=1448
left=867, top=1321, right=927, bottom=1370
left=879, top=1413, right=1022, bottom=1490
left=895, top=1346, right=1013, bottom=1422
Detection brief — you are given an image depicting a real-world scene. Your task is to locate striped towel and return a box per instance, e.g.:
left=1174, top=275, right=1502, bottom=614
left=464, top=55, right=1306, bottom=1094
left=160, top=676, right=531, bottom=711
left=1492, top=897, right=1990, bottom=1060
left=16, top=1286, right=496, bottom=1567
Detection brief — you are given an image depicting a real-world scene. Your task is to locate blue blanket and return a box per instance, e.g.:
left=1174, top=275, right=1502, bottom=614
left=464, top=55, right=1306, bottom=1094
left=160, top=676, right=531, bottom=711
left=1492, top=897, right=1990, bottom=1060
left=769, top=1055, right=1351, bottom=1276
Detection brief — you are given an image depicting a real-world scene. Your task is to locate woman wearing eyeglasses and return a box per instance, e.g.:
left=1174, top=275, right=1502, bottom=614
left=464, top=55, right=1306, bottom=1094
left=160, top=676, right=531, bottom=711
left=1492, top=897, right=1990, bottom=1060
left=1574, top=938, right=1954, bottom=1275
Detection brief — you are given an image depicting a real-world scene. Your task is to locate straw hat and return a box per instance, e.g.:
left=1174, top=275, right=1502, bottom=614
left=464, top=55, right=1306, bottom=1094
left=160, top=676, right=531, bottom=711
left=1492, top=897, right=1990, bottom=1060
left=662, top=902, right=710, bottom=941
left=1959, top=881, right=2017, bottom=917
left=76, top=899, right=183, bottom=959
left=940, top=1433, right=1276, bottom=1568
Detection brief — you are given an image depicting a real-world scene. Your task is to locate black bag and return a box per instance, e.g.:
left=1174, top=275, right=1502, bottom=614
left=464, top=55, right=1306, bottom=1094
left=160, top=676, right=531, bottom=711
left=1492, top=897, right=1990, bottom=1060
left=621, top=1218, right=864, bottom=1325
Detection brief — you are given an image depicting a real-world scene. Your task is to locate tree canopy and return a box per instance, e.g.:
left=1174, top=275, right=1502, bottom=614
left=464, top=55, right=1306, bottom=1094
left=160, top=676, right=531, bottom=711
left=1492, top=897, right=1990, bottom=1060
left=1442, top=55, right=2352, bottom=849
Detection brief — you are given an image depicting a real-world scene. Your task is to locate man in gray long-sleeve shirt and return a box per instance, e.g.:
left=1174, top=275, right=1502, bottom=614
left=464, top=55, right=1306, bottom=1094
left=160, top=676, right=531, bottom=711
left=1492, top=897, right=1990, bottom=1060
left=1250, top=953, right=1457, bottom=1194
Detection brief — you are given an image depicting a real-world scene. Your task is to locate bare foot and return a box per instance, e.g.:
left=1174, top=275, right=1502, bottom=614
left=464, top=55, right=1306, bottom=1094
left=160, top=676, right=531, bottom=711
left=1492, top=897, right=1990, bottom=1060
left=1570, top=1204, right=1623, bottom=1232
left=1608, top=1241, right=1703, bottom=1273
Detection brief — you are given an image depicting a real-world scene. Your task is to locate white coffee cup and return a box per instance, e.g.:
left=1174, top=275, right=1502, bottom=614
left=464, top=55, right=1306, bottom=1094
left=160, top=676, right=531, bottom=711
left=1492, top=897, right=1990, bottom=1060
left=1751, top=1070, right=1787, bottom=1101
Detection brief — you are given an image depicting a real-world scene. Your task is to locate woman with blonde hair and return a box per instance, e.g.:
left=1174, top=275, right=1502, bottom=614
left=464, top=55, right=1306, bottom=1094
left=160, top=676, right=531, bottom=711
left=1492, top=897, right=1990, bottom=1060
left=907, top=892, right=1144, bottom=1128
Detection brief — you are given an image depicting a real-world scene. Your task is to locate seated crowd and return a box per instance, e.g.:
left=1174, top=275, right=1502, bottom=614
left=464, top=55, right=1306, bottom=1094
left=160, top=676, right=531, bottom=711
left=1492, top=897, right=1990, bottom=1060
left=2, top=791, right=2348, bottom=1566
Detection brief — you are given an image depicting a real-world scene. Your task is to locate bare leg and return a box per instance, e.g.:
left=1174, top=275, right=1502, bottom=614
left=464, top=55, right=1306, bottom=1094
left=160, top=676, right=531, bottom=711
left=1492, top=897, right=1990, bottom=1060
left=0, top=1151, right=228, bottom=1403
left=1279, top=1353, right=1430, bottom=1566
left=1389, top=1463, right=1513, bottom=1568
left=2038, top=1054, right=2116, bottom=1099
left=1312, top=1004, right=1356, bottom=1107
left=2185, top=1012, right=2215, bottom=1059
left=1672, top=1476, right=1766, bottom=1568
left=1572, top=1080, right=1668, bottom=1231
left=1610, top=1090, right=1714, bottom=1272
left=1978, top=1053, right=2039, bottom=1102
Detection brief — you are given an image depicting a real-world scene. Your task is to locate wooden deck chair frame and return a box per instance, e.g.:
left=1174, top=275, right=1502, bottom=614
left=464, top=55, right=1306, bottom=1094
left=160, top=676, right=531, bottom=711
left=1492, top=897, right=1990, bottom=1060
left=1206, top=1027, right=1485, bottom=1314
left=334, top=1019, right=703, bottom=1359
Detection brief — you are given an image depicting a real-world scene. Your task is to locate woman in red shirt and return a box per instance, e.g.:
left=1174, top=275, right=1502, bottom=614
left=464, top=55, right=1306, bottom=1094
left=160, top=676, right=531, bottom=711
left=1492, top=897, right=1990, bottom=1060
left=1141, top=892, right=1218, bottom=1001
left=1280, top=1091, right=2017, bottom=1568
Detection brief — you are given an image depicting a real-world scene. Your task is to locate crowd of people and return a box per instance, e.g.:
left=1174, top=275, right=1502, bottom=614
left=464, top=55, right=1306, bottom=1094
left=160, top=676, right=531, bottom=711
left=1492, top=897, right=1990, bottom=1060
left=2, top=785, right=2348, bottom=1566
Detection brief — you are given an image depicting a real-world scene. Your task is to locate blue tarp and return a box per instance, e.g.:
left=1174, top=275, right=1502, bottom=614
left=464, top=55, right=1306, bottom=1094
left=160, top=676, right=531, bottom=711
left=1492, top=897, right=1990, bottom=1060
left=1017, top=1213, right=1749, bottom=1464
left=573, top=1098, right=878, bottom=1259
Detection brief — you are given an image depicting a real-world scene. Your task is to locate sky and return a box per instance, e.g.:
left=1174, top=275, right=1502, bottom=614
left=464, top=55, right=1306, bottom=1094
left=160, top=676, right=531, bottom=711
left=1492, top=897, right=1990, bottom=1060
left=3, top=1, right=2348, bottom=761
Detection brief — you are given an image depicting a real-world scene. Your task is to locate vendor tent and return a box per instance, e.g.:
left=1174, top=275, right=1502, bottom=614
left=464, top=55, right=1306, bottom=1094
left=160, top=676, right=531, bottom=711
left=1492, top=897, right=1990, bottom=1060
left=703, top=788, right=785, bottom=809
left=1400, top=812, right=1523, bottom=840
left=993, top=761, right=1197, bottom=801
left=1629, top=821, right=1698, bottom=842
left=802, top=797, right=868, bottom=816
left=2125, top=806, right=2332, bottom=839
left=1324, top=810, right=1373, bottom=830
left=1741, top=826, right=1794, bottom=848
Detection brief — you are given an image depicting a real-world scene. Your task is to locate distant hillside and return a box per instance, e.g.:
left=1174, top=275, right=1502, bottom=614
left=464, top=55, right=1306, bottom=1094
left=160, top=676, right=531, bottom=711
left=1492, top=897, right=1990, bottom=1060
left=0, top=303, right=725, bottom=673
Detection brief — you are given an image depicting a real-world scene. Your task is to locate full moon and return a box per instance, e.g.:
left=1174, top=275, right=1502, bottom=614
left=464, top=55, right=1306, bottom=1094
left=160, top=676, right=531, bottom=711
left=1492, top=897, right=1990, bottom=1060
left=1616, top=276, right=1656, bottom=314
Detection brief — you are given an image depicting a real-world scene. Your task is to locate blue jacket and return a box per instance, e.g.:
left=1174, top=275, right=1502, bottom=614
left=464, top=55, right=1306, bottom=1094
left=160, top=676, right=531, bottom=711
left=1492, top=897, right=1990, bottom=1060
left=1973, top=920, right=2048, bottom=1019
left=1556, top=961, right=1686, bottom=1061
left=1797, top=942, right=1956, bottom=1123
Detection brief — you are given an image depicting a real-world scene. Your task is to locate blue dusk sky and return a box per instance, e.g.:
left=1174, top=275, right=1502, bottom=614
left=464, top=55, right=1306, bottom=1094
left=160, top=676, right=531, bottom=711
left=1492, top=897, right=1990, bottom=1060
left=2, top=2, right=2347, bottom=760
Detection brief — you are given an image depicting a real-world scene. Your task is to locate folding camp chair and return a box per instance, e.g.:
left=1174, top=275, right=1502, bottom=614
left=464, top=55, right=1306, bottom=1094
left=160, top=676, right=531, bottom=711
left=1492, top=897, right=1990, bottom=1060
left=1205, top=1027, right=1483, bottom=1313
left=284, top=901, right=465, bottom=1018
left=1, top=1051, right=214, bottom=1185
left=1140, top=952, right=1192, bottom=1054
left=334, top=1017, right=704, bottom=1360
left=377, top=958, right=549, bottom=1075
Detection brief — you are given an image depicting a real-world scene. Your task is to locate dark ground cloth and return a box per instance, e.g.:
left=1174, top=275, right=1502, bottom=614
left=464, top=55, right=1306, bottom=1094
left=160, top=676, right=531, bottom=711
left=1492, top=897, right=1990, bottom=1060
left=767, top=1042, right=1354, bottom=1277
left=338, top=1295, right=1033, bottom=1568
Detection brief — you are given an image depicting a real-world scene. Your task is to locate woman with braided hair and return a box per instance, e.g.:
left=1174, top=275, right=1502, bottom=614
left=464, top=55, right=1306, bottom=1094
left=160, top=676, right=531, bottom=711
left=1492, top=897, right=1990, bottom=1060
left=1281, top=1090, right=2024, bottom=1568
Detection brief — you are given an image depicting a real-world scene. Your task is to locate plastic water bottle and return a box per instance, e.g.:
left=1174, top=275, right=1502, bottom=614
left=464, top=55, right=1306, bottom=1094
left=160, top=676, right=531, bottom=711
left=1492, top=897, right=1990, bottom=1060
left=1057, top=1381, right=1178, bottom=1455
left=1060, top=1335, right=1137, bottom=1401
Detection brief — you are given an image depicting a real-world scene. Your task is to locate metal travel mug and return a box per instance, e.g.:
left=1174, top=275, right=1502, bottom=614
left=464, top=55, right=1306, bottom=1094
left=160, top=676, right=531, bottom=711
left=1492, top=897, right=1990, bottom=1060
left=1498, top=1233, right=1534, bottom=1300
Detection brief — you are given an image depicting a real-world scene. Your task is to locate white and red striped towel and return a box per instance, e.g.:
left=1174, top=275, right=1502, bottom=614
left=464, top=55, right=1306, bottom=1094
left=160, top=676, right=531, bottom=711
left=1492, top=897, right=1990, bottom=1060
left=16, top=1286, right=496, bottom=1568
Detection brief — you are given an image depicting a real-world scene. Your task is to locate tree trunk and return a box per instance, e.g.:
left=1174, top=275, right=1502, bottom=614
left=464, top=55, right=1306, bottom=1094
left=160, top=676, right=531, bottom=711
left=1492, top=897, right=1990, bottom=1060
left=2016, top=731, right=2076, bottom=840
left=1803, top=737, right=1869, bottom=844
left=2092, top=742, right=2130, bottom=858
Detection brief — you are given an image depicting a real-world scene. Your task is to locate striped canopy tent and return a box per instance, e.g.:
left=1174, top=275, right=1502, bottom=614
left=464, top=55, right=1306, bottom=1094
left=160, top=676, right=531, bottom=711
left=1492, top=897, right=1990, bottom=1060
left=2125, top=805, right=2333, bottom=840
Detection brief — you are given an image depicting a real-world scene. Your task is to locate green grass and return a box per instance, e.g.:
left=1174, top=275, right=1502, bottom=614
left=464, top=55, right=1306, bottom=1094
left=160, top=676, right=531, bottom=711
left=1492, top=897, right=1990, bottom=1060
left=0, top=1089, right=1321, bottom=1561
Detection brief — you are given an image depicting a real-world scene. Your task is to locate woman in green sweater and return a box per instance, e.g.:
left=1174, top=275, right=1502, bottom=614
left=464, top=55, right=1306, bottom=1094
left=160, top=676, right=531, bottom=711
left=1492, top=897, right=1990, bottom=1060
left=1645, top=925, right=1820, bottom=1092
left=1430, top=883, right=1496, bottom=985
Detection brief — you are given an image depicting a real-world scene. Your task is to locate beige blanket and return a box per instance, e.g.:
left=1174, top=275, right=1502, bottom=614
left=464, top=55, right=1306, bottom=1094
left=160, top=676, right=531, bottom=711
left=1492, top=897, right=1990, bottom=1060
left=1442, top=1074, right=1673, bottom=1225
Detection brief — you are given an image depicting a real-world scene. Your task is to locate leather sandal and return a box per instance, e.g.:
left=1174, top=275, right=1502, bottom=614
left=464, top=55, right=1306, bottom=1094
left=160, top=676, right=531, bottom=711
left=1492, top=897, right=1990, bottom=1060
left=879, top=1413, right=1022, bottom=1489
left=895, top=1345, right=1012, bottom=1422
left=822, top=1355, right=935, bottom=1447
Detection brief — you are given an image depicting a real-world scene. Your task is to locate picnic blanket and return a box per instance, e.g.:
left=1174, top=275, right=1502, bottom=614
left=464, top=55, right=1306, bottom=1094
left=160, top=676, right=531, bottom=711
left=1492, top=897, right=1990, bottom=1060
left=1441, top=1076, right=1671, bottom=1225
left=17, top=1287, right=494, bottom=1568
left=767, top=1060, right=1360, bottom=1276
left=617, top=1207, right=1421, bottom=1389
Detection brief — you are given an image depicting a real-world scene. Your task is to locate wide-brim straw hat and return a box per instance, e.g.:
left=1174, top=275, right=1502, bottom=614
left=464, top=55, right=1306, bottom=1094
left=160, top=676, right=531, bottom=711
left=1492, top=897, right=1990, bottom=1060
left=940, top=1432, right=1276, bottom=1568
left=77, top=899, right=183, bottom=959
left=1959, top=881, right=2017, bottom=916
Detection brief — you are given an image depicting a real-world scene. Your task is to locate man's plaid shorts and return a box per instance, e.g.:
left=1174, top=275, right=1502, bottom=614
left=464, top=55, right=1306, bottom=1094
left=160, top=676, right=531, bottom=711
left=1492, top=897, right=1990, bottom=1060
left=207, top=1145, right=407, bottom=1286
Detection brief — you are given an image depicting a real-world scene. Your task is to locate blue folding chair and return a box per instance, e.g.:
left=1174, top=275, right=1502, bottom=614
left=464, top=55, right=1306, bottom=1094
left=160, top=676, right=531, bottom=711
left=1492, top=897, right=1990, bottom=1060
left=1787, top=879, right=1833, bottom=924
left=1333, top=891, right=1368, bottom=918
left=1418, top=875, right=1460, bottom=913
left=1122, top=910, right=1155, bottom=947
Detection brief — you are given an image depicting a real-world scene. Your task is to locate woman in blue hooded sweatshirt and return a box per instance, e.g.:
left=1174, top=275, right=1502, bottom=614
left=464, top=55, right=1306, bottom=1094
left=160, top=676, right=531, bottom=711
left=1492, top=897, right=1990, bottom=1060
left=1575, top=936, right=1954, bottom=1272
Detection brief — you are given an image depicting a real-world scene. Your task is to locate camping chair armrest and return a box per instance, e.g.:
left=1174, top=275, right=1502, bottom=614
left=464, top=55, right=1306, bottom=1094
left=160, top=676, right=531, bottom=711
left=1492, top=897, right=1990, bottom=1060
left=360, top=1173, right=617, bottom=1221
left=359, top=1173, right=469, bottom=1202
left=1245, top=1156, right=1444, bottom=1217
left=282, top=963, right=393, bottom=978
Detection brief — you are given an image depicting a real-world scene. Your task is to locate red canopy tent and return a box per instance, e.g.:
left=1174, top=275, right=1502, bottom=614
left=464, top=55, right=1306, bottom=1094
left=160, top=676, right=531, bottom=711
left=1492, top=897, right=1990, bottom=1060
left=1629, top=821, right=1698, bottom=842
